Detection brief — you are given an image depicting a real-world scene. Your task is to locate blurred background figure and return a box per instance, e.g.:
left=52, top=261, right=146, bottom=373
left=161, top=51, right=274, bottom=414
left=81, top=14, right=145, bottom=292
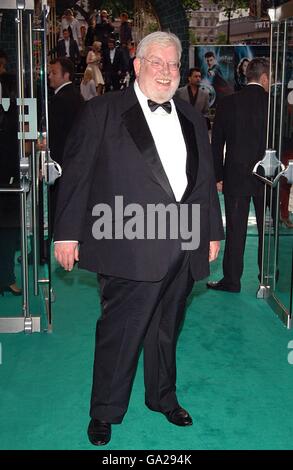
left=77, top=24, right=88, bottom=74
left=86, top=41, right=104, bottom=95
left=103, top=38, right=125, bottom=92
left=280, top=136, right=293, bottom=228
left=80, top=68, right=97, bottom=101
left=59, top=8, right=81, bottom=47
left=235, top=57, right=250, bottom=91
left=57, top=28, right=80, bottom=67
left=85, top=15, right=99, bottom=49
left=0, top=50, right=21, bottom=296
left=119, top=12, right=132, bottom=46
left=176, top=67, right=210, bottom=129
left=96, top=9, right=114, bottom=52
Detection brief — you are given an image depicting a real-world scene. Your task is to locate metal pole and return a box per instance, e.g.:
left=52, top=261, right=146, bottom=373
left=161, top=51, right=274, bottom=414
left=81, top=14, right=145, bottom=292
left=16, top=7, right=30, bottom=323
left=28, top=11, right=40, bottom=296
left=273, top=20, right=288, bottom=291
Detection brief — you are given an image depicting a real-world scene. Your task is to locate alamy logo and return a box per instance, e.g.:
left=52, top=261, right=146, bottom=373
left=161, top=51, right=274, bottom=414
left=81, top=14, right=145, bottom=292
left=92, top=196, right=201, bottom=251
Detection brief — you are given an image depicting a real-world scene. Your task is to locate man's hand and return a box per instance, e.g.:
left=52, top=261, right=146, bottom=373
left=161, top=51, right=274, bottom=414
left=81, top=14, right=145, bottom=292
left=54, top=242, right=79, bottom=271
left=209, top=240, right=220, bottom=262
left=216, top=180, right=223, bottom=192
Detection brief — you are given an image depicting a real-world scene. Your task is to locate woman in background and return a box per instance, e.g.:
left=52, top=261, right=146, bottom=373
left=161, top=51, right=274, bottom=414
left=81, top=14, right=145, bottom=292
left=235, top=57, right=250, bottom=91
left=80, top=68, right=97, bottom=101
left=86, top=41, right=104, bottom=96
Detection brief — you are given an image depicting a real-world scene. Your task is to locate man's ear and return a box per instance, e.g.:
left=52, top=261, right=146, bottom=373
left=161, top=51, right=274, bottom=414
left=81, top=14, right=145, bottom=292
left=260, top=72, right=269, bottom=91
left=133, top=57, right=141, bottom=78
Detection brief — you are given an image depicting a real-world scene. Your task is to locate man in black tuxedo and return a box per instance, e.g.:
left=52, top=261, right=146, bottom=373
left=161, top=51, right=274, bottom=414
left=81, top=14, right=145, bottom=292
left=54, top=32, right=224, bottom=446
left=48, top=57, right=84, bottom=238
left=207, top=58, right=270, bottom=293
left=103, top=38, right=126, bottom=91
left=56, top=29, right=80, bottom=67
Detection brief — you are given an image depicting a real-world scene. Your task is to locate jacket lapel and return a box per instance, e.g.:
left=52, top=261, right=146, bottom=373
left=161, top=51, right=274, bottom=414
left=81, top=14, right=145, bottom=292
left=122, top=98, right=175, bottom=201
left=175, top=104, right=199, bottom=202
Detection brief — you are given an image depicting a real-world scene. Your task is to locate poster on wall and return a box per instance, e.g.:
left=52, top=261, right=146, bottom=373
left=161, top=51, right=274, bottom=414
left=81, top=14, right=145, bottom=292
left=193, top=45, right=270, bottom=110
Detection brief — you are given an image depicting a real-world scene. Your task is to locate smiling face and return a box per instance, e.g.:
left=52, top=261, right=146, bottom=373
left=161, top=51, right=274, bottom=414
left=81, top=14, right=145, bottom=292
left=134, top=43, right=180, bottom=103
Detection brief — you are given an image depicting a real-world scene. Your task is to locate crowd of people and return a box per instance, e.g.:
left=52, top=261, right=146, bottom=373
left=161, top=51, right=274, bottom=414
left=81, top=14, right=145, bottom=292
left=51, top=8, right=136, bottom=99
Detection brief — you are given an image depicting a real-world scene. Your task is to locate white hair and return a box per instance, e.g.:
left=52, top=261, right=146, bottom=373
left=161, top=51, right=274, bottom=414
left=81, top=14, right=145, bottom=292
left=136, top=31, right=182, bottom=61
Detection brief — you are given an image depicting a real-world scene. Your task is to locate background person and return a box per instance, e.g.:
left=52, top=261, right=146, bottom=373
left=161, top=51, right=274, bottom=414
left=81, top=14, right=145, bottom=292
left=80, top=68, right=97, bottom=101
left=0, top=53, right=21, bottom=296
left=176, top=67, right=210, bottom=129
left=207, top=58, right=270, bottom=293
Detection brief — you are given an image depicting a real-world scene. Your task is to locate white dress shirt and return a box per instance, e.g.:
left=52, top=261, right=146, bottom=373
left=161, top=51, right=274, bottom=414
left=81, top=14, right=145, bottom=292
left=134, top=81, right=187, bottom=202
left=64, top=38, right=70, bottom=57
left=109, top=48, right=115, bottom=64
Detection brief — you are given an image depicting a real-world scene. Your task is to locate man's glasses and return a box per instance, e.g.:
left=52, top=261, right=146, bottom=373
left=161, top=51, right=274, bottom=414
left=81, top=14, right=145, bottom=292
left=142, top=57, right=180, bottom=72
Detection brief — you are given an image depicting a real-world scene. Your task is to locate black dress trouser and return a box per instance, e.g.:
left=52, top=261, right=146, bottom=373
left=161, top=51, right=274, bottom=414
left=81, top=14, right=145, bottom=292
left=222, top=192, right=264, bottom=290
left=90, top=251, right=194, bottom=423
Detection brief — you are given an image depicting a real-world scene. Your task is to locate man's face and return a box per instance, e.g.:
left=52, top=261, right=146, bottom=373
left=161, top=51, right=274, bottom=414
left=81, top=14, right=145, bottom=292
left=189, top=71, right=201, bottom=87
left=48, top=62, right=69, bottom=90
left=63, top=30, right=70, bottom=40
left=134, top=43, right=180, bottom=103
left=206, top=56, right=216, bottom=69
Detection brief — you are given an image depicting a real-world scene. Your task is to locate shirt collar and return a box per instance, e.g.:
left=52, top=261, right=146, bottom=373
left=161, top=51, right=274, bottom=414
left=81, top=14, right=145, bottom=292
left=247, top=82, right=263, bottom=88
left=54, top=81, right=72, bottom=95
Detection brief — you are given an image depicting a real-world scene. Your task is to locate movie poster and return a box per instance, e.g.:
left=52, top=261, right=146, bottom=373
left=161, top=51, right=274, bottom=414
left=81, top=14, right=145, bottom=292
left=194, top=45, right=270, bottom=110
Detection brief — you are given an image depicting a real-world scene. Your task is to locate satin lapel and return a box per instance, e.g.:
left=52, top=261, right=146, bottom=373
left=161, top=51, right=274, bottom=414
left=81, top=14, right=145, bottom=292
left=122, top=102, right=175, bottom=201
left=176, top=108, right=199, bottom=202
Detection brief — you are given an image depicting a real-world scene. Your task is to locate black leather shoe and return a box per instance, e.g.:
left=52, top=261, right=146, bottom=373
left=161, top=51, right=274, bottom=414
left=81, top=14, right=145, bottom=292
left=87, top=419, right=111, bottom=446
left=206, top=280, right=240, bottom=293
left=164, top=407, right=193, bottom=427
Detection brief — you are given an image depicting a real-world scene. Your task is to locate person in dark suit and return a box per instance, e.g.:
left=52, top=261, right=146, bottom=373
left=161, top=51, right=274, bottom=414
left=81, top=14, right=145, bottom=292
left=103, top=38, right=126, bottom=91
left=54, top=32, right=224, bottom=446
left=119, top=12, right=132, bottom=45
left=0, top=64, right=21, bottom=296
left=48, top=57, right=84, bottom=238
left=56, top=29, right=80, bottom=67
left=207, top=58, right=270, bottom=293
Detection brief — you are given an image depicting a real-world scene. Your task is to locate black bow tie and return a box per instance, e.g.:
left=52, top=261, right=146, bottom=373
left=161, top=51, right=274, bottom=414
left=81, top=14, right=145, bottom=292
left=148, top=99, right=172, bottom=114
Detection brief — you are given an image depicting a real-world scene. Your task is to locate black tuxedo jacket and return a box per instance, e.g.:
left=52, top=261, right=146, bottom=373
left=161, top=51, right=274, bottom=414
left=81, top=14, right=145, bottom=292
left=211, top=84, right=268, bottom=196
left=56, top=38, right=80, bottom=63
left=54, top=85, right=224, bottom=282
left=103, top=48, right=126, bottom=75
left=49, top=83, right=84, bottom=166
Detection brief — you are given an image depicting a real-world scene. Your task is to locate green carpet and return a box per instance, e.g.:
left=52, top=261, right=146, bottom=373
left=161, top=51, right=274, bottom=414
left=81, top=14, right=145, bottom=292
left=0, top=236, right=293, bottom=450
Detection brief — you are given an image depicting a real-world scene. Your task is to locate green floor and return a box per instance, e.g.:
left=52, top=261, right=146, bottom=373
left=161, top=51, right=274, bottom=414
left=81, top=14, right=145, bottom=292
left=1, top=233, right=293, bottom=450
